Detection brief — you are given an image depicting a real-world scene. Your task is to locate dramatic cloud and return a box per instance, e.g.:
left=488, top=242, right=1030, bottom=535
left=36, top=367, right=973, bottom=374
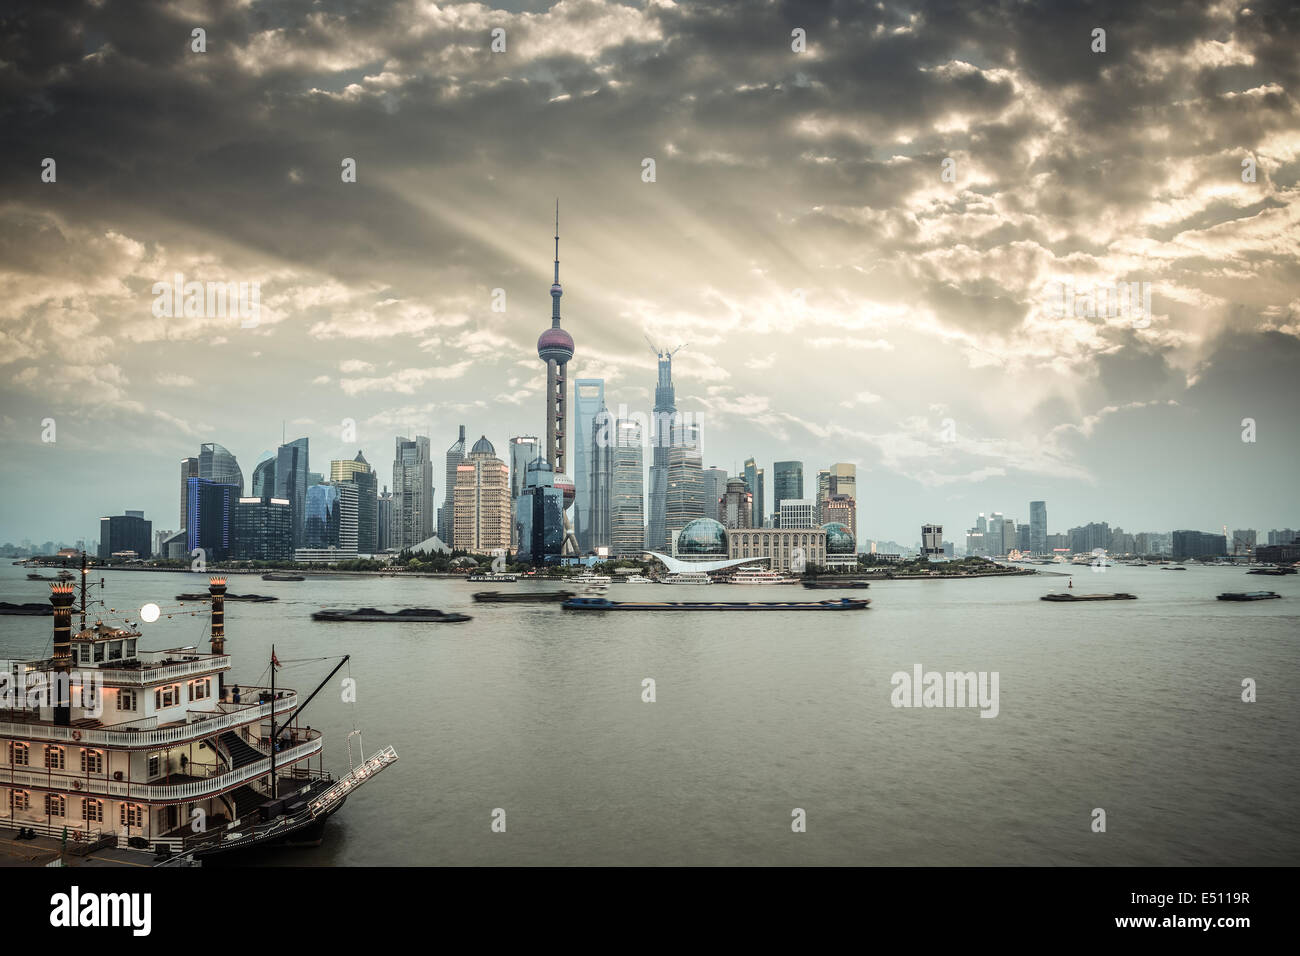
left=1, top=0, right=1297, bottom=544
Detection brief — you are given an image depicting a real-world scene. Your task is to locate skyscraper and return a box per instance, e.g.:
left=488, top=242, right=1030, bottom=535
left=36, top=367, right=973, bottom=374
left=453, top=436, right=511, bottom=554
left=98, top=513, right=152, bottom=560
left=393, top=436, right=434, bottom=549
left=573, top=379, right=606, bottom=551
left=304, top=483, right=357, bottom=554
left=663, top=419, right=704, bottom=551
left=509, top=436, right=539, bottom=547
left=743, top=458, right=764, bottom=528
left=719, top=476, right=752, bottom=529
left=647, top=344, right=682, bottom=550
left=515, top=457, right=566, bottom=565
left=377, top=486, right=394, bottom=551
left=816, top=469, right=831, bottom=523
left=700, top=467, right=728, bottom=520
left=180, top=457, right=199, bottom=530
left=275, top=437, right=309, bottom=548
left=439, top=426, right=466, bottom=544
left=233, top=497, right=292, bottom=561
left=332, top=452, right=379, bottom=554
left=199, top=442, right=244, bottom=495
left=251, top=455, right=276, bottom=498
left=611, top=419, right=645, bottom=557
left=588, top=404, right=613, bottom=553
left=773, top=461, right=804, bottom=528
left=186, top=478, right=240, bottom=561
left=829, top=463, right=856, bottom=501
left=1029, top=500, right=1047, bottom=555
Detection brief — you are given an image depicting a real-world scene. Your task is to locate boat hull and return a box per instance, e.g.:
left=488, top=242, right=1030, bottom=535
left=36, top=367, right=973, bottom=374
left=563, top=597, right=870, bottom=611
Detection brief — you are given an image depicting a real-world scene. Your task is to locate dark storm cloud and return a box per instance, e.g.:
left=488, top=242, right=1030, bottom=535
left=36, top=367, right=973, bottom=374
left=0, top=0, right=1297, bottom=542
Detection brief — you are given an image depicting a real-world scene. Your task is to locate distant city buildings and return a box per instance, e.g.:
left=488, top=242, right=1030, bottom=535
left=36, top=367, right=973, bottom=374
left=729, top=527, right=826, bottom=574
left=515, top=457, right=565, bottom=565
left=588, top=405, right=613, bottom=553
left=186, top=478, right=240, bottom=561
left=662, top=419, right=704, bottom=552
left=376, top=486, right=395, bottom=551
left=509, top=436, right=540, bottom=547
left=743, top=458, right=764, bottom=529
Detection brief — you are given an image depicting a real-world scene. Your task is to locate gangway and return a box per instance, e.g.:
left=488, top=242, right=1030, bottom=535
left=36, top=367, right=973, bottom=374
left=307, top=746, right=399, bottom=818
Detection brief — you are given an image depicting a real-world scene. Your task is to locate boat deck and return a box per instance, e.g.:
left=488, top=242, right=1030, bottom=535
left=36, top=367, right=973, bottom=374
left=0, top=830, right=153, bottom=868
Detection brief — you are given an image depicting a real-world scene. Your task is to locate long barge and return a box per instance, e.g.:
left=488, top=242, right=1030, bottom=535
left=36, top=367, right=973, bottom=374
left=473, top=590, right=573, bottom=603
left=1216, top=591, right=1281, bottom=601
left=1041, top=592, right=1137, bottom=601
left=312, top=606, right=471, bottom=622
left=562, top=596, right=870, bottom=611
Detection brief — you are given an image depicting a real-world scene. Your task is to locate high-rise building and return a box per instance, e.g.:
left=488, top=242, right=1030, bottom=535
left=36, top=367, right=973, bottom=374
left=393, top=435, right=434, bottom=550
left=516, top=457, right=566, bottom=565
left=453, top=436, right=511, bottom=554
left=332, top=452, right=379, bottom=553
left=719, top=476, right=752, bottom=529
left=816, top=470, right=831, bottom=523
left=573, top=379, right=605, bottom=551
left=251, top=455, right=276, bottom=498
left=1029, top=500, right=1047, bottom=555
left=700, top=468, right=728, bottom=523
left=509, top=436, right=539, bottom=547
left=233, top=497, right=293, bottom=561
left=377, top=486, right=395, bottom=551
left=779, top=498, right=816, bottom=529
left=153, top=528, right=174, bottom=557
left=743, top=458, right=764, bottom=528
left=199, top=442, right=243, bottom=495
left=1231, top=529, right=1257, bottom=555
left=773, top=461, right=804, bottom=528
left=829, top=463, right=856, bottom=501
left=611, top=419, right=645, bottom=557
left=647, top=346, right=682, bottom=550
left=1267, top=528, right=1298, bottom=546
left=825, top=494, right=856, bottom=544
left=180, top=457, right=199, bottom=529
left=1017, top=523, right=1030, bottom=553
left=921, top=523, right=944, bottom=559
left=186, top=478, right=240, bottom=561
left=303, top=484, right=340, bottom=551
left=662, top=419, right=704, bottom=552
left=98, top=513, right=152, bottom=560
left=439, top=426, right=466, bottom=544
left=588, top=405, right=613, bottom=553
left=275, top=437, right=310, bottom=548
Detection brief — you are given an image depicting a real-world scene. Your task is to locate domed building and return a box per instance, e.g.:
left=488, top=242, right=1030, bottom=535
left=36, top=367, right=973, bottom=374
left=822, top=521, right=858, bottom=570
left=675, top=517, right=729, bottom=558
left=452, top=436, right=510, bottom=554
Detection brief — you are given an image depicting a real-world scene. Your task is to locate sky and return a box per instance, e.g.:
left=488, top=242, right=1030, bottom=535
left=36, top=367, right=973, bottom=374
left=1, top=0, right=1298, bottom=547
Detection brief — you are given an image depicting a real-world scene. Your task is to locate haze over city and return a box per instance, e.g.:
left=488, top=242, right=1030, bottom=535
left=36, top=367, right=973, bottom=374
left=2, top=0, right=1297, bottom=546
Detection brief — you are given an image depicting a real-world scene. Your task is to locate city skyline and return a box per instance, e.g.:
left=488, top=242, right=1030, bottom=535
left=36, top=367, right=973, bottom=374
left=3, top=1, right=1298, bottom=545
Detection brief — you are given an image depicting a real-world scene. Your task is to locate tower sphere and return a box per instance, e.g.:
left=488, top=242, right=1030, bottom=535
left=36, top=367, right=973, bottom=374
left=537, top=327, right=575, bottom=363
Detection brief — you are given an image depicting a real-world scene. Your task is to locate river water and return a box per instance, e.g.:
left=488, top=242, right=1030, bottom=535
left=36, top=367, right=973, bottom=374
left=2, top=562, right=1297, bottom=865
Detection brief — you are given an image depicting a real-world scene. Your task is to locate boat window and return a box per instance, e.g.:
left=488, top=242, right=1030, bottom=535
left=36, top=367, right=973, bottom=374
left=93, top=643, right=105, bottom=663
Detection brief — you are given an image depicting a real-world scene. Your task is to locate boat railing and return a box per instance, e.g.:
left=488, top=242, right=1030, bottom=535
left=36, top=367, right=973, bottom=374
left=0, top=692, right=297, bottom=747
left=0, top=736, right=322, bottom=801
left=98, top=653, right=232, bottom=686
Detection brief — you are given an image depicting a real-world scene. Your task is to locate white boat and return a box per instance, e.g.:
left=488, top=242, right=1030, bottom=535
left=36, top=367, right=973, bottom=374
left=663, top=572, right=712, bottom=585
left=726, top=566, right=799, bottom=585
left=621, top=574, right=653, bottom=584
left=572, top=571, right=611, bottom=591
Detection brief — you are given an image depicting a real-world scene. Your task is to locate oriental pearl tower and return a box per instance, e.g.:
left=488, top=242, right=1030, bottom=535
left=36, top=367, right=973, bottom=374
left=536, top=201, right=580, bottom=557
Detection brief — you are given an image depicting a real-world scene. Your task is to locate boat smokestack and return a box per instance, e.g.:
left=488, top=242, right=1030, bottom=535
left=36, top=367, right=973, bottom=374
left=209, top=576, right=227, bottom=695
left=50, top=582, right=76, bottom=726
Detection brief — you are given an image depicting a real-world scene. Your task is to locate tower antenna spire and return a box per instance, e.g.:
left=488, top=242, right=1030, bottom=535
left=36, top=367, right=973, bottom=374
left=554, top=198, right=560, bottom=284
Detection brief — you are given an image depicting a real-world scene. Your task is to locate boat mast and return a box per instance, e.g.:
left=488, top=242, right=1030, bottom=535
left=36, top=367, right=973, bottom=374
left=269, top=644, right=276, bottom=799
left=78, top=550, right=87, bottom=633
